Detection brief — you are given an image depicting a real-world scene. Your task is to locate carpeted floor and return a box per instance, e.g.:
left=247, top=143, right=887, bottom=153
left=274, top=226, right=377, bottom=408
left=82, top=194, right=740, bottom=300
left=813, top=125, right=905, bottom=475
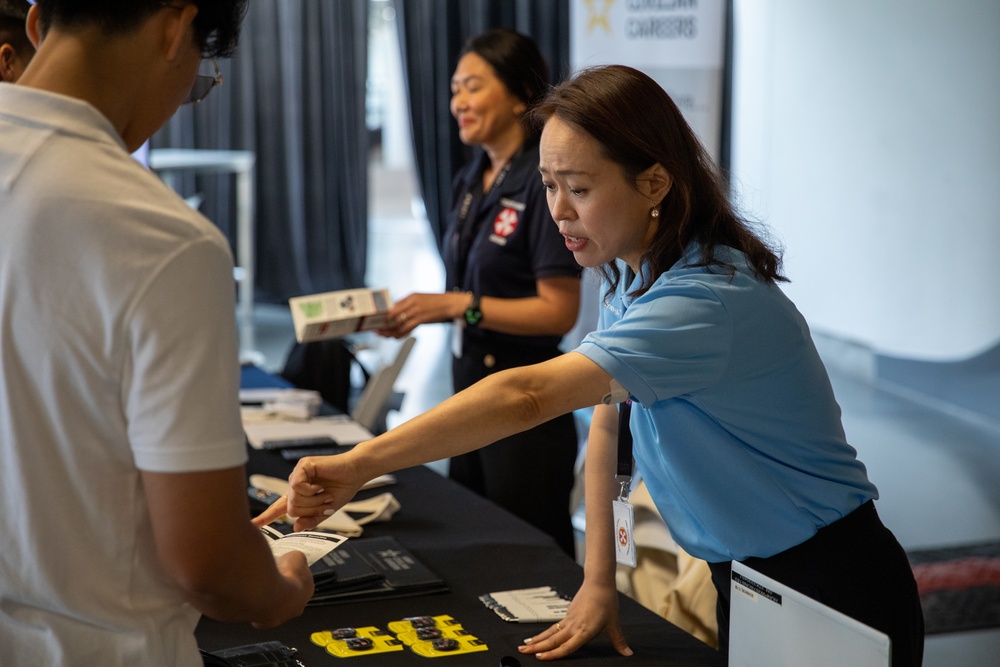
left=908, top=541, right=1000, bottom=635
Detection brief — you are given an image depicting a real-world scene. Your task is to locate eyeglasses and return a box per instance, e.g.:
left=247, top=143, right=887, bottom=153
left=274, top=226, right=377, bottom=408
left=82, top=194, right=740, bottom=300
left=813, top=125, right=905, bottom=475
left=185, top=60, right=223, bottom=105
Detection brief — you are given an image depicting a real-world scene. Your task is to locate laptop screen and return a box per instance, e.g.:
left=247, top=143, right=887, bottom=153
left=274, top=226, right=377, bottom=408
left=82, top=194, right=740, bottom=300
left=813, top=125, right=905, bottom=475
left=729, top=561, right=890, bottom=667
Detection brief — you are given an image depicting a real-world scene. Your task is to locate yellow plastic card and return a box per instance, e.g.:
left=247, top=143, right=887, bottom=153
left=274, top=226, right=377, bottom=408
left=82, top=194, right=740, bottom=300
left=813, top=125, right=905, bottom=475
left=310, top=626, right=403, bottom=657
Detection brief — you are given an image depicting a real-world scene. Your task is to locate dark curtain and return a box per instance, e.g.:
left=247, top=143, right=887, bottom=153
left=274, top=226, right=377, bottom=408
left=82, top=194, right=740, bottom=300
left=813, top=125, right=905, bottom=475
left=719, top=0, right=734, bottom=179
left=395, top=0, right=571, bottom=253
left=151, top=0, right=369, bottom=303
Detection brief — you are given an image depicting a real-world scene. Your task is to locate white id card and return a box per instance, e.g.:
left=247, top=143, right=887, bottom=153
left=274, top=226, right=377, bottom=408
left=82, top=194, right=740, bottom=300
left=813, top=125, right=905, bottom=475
left=613, top=499, right=637, bottom=567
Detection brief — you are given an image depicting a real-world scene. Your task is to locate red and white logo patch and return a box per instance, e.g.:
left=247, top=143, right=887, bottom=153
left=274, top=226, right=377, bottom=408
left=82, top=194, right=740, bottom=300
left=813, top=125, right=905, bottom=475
left=493, top=207, right=519, bottom=238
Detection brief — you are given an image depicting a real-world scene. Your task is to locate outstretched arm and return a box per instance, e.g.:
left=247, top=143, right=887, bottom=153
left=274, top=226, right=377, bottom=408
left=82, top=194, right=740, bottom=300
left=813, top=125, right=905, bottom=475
left=253, top=351, right=611, bottom=531
left=251, top=351, right=637, bottom=660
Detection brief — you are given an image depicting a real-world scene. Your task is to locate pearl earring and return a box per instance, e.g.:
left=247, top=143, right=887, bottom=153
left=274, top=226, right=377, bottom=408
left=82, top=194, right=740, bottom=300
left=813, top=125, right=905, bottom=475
left=650, top=207, right=660, bottom=218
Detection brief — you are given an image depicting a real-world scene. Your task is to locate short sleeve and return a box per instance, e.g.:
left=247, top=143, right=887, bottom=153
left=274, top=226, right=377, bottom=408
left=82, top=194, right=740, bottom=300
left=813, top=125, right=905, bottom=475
left=578, top=280, right=732, bottom=406
left=123, top=236, right=247, bottom=472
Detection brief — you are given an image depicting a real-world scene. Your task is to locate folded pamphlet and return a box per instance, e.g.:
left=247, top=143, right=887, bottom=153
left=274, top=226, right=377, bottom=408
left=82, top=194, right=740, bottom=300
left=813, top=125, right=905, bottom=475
left=479, top=586, right=571, bottom=623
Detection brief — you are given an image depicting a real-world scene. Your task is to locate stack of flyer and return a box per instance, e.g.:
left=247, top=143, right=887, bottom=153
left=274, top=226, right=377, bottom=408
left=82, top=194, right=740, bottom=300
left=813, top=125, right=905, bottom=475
left=289, top=287, right=393, bottom=342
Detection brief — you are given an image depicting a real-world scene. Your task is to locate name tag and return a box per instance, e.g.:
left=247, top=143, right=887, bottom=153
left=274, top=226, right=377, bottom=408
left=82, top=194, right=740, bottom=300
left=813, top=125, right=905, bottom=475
left=613, top=499, right=637, bottom=568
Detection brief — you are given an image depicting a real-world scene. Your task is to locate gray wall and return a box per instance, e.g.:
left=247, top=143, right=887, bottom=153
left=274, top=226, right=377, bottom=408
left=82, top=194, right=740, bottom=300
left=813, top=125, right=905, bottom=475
left=730, top=0, right=1000, bottom=421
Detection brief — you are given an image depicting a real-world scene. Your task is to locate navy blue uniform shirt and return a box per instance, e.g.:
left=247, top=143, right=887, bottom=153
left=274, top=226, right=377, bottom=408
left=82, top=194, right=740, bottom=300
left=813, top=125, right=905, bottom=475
left=444, top=138, right=581, bottom=349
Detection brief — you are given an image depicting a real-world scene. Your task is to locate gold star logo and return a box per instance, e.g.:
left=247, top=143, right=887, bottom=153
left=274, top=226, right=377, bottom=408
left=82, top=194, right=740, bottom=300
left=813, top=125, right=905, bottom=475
left=583, top=0, right=616, bottom=35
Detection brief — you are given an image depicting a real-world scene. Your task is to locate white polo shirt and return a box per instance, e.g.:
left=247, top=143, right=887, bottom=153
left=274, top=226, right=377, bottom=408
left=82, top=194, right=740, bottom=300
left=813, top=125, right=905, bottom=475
left=0, top=83, right=247, bottom=666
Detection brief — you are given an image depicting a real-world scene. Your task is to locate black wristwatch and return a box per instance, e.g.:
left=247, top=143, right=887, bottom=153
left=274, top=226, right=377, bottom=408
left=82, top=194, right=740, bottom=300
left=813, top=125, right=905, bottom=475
left=464, top=293, right=483, bottom=326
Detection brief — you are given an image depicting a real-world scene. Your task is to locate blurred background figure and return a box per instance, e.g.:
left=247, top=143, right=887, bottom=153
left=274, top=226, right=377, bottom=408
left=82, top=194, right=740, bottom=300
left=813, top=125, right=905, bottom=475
left=378, top=28, right=582, bottom=557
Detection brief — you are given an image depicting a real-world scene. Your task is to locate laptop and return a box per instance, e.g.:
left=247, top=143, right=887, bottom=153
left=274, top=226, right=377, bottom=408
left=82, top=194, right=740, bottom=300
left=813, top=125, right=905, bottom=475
left=729, top=561, right=890, bottom=667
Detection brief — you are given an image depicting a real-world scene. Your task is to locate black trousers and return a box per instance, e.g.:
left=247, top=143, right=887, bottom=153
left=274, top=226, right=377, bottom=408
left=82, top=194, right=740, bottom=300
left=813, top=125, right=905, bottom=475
left=450, top=336, right=578, bottom=558
left=707, top=501, right=924, bottom=667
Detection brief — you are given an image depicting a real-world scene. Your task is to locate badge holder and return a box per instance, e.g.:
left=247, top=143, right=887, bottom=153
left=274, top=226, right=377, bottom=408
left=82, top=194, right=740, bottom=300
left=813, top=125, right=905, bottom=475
left=613, top=398, right=637, bottom=568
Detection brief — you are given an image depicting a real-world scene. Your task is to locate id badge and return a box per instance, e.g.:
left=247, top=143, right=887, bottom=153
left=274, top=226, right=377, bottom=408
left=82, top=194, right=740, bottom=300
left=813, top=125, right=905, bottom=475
left=613, top=499, right=637, bottom=568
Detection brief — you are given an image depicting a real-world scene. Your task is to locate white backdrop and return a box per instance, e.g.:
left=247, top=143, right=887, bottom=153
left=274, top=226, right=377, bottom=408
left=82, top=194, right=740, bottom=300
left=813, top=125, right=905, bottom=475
left=567, top=0, right=729, bottom=346
left=730, top=0, right=1000, bottom=361
left=570, top=0, right=727, bottom=161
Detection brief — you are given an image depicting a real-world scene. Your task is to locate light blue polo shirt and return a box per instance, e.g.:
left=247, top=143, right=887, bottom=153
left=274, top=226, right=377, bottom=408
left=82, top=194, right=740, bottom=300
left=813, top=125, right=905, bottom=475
left=576, top=245, right=877, bottom=563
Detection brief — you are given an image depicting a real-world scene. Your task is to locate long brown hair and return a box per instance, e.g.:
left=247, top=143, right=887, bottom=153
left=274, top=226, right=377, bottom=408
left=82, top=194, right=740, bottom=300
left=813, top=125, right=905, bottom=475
left=531, top=65, right=786, bottom=296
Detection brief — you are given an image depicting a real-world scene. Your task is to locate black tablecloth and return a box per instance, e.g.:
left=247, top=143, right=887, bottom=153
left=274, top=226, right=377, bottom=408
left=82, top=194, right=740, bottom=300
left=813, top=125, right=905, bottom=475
left=197, top=368, right=724, bottom=665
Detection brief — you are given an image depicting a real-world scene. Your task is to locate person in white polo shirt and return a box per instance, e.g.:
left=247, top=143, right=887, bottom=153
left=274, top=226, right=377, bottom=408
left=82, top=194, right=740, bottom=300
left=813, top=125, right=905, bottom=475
left=0, top=2, right=312, bottom=665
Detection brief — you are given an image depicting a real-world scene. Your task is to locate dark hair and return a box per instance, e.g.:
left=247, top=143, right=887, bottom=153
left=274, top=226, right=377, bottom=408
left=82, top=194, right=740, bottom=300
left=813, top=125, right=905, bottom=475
left=532, top=65, right=786, bottom=296
left=0, top=0, right=33, bottom=55
left=34, top=0, right=248, bottom=59
left=459, top=28, right=549, bottom=108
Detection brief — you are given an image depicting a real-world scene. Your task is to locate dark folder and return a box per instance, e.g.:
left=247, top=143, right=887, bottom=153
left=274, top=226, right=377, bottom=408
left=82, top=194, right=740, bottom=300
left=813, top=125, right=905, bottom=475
left=309, top=535, right=448, bottom=605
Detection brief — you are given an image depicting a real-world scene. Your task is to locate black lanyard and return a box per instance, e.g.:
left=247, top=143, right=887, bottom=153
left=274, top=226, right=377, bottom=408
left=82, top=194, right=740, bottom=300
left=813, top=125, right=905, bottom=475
left=450, top=152, right=518, bottom=288
left=616, top=397, right=634, bottom=498
left=616, top=266, right=637, bottom=491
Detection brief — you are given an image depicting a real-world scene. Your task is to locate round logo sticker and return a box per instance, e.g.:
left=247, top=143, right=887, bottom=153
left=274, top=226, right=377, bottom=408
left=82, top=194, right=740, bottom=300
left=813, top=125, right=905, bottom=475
left=493, top=207, right=519, bottom=237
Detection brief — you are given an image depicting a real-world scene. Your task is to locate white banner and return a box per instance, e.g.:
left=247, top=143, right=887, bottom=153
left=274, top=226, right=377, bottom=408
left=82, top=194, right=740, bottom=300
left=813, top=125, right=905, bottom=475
left=570, top=0, right=727, bottom=159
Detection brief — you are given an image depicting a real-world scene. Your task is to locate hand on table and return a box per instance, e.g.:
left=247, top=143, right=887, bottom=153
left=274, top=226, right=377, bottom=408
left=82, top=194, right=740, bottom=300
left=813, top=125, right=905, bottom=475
left=518, top=578, right=632, bottom=660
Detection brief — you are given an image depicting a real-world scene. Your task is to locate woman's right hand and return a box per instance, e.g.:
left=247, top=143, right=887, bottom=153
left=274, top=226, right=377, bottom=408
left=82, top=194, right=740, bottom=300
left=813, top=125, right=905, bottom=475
left=252, top=453, right=366, bottom=532
left=377, top=292, right=470, bottom=338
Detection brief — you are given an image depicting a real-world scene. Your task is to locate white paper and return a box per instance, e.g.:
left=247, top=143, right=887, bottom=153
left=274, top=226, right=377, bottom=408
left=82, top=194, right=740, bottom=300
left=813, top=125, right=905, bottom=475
left=243, top=415, right=374, bottom=449
left=239, top=387, right=320, bottom=405
left=259, top=525, right=348, bottom=566
left=481, top=586, right=570, bottom=623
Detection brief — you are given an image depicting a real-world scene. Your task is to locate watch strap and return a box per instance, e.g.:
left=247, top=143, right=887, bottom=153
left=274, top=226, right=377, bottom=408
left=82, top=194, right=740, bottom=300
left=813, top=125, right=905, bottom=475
left=464, top=293, right=483, bottom=326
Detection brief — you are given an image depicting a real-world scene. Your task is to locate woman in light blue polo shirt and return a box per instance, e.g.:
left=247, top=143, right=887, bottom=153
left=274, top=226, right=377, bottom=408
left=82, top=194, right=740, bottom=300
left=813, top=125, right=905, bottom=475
left=259, top=64, right=924, bottom=666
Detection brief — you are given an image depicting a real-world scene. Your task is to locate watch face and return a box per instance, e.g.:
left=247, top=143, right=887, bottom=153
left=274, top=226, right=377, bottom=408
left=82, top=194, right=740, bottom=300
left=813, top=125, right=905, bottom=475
left=464, top=307, right=483, bottom=326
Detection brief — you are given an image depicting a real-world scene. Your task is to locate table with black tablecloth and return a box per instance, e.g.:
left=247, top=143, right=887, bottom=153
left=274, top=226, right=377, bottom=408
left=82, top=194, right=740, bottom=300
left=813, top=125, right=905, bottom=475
left=195, top=368, right=724, bottom=666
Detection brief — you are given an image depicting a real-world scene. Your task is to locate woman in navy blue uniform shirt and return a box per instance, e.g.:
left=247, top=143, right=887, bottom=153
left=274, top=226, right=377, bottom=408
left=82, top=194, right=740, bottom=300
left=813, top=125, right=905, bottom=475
left=378, top=29, right=582, bottom=557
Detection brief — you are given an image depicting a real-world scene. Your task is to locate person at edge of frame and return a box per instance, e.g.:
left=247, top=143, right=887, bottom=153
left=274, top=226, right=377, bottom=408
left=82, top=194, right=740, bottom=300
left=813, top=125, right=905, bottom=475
left=0, top=2, right=312, bottom=665
left=377, top=28, right=582, bottom=558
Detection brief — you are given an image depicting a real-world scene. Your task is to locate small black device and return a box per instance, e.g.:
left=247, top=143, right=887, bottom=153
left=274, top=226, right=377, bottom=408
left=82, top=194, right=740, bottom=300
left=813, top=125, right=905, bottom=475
left=431, top=638, right=460, bottom=652
left=280, top=445, right=350, bottom=461
left=345, top=638, right=374, bottom=651
left=330, top=628, right=357, bottom=640
left=260, top=436, right=337, bottom=450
